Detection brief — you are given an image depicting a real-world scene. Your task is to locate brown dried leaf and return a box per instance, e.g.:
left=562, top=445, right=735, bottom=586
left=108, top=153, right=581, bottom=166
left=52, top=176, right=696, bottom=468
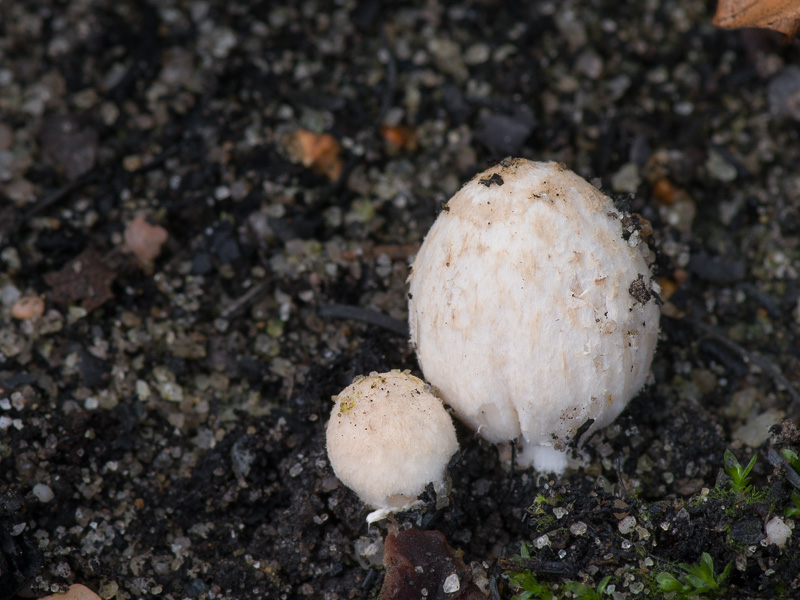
left=43, top=247, right=118, bottom=312
left=283, top=129, right=344, bottom=181
left=379, top=124, right=419, bottom=153
left=713, top=0, right=800, bottom=40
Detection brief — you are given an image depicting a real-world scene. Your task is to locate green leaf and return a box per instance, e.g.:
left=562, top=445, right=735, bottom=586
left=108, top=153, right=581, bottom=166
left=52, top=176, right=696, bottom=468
left=656, top=572, right=685, bottom=593
left=723, top=449, right=757, bottom=494
left=741, top=453, right=757, bottom=477
left=520, top=541, right=531, bottom=559
left=786, top=491, right=800, bottom=518
left=723, top=449, right=740, bottom=473
left=563, top=581, right=594, bottom=598
left=718, top=562, right=732, bottom=585
left=699, top=552, right=714, bottom=573
left=683, top=573, right=712, bottom=591
left=596, top=576, right=612, bottom=594
left=782, top=448, right=800, bottom=473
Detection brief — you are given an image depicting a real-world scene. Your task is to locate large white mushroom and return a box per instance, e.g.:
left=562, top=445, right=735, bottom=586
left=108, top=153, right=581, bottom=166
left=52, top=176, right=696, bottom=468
left=325, top=370, right=459, bottom=523
left=408, top=158, right=660, bottom=473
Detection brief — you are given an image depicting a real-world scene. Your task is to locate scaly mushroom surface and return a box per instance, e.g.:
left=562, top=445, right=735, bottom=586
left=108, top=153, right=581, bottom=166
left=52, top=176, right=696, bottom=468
left=408, top=158, right=660, bottom=473
left=326, top=370, right=459, bottom=522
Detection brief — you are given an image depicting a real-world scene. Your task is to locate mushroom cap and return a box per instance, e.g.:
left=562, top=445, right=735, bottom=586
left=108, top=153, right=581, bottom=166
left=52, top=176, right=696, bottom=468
left=408, top=158, right=660, bottom=457
left=325, top=370, right=458, bottom=510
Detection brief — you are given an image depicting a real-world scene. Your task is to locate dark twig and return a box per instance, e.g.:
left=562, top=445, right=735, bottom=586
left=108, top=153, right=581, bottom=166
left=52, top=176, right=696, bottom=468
left=219, top=280, right=272, bottom=321
left=0, top=172, right=102, bottom=248
left=377, top=27, right=398, bottom=124
left=767, top=448, right=800, bottom=490
left=22, top=172, right=101, bottom=222
left=689, top=318, right=800, bottom=406
left=497, top=557, right=575, bottom=578
left=317, top=303, right=408, bottom=336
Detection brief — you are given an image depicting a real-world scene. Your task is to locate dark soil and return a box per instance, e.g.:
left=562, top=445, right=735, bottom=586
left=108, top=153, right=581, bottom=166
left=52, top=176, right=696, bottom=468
left=2, top=1, right=800, bottom=599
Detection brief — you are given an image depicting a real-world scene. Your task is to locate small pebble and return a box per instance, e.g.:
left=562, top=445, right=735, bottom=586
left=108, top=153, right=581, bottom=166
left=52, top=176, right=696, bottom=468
left=733, top=409, right=785, bottom=448
left=534, top=534, right=550, bottom=549
left=1, top=283, right=22, bottom=306
left=575, top=48, right=603, bottom=79
left=765, top=516, right=792, bottom=548
left=12, top=295, right=45, bottom=320
left=768, top=66, right=800, bottom=120
left=611, top=162, right=641, bottom=193
left=33, top=483, right=55, bottom=503
left=618, top=515, right=637, bottom=534
left=570, top=521, right=588, bottom=536
left=2, top=178, right=35, bottom=203
left=122, top=155, right=142, bottom=171
left=443, top=573, right=460, bottom=593
left=706, top=150, right=737, bottom=183
left=463, top=43, right=490, bottom=65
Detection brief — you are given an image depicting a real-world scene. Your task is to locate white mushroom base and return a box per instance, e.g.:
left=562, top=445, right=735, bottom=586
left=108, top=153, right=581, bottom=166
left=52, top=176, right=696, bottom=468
left=518, top=441, right=570, bottom=474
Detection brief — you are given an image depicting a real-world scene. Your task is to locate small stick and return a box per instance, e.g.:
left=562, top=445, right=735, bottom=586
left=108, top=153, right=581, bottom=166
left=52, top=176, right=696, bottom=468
left=689, top=318, right=800, bottom=406
left=317, top=303, right=408, bottom=336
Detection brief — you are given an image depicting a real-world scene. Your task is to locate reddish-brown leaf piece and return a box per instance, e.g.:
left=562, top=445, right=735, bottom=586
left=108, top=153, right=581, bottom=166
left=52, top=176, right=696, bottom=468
left=43, top=247, right=118, bottom=312
left=713, top=0, right=800, bottom=40
left=380, top=124, right=419, bottom=154
left=283, top=129, right=344, bottom=181
left=379, top=529, right=485, bottom=600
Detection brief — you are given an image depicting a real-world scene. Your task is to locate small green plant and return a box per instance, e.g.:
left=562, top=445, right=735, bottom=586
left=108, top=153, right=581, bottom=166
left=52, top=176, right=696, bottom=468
left=655, top=552, right=731, bottom=599
left=785, top=491, right=800, bottom=518
left=505, top=543, right=552, bottom=600
left=780, top=449, right=800, bottom=517
left=781, top=448, right=800, bottom=473
left=723, top=449, right=757, bottom=495
left=563, top=575, right=612, bottom=600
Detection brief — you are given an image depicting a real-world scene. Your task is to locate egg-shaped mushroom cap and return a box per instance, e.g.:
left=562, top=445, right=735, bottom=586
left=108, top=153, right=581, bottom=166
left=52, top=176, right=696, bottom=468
left=408, top=158, right=660, bottom=459
left=325, top=370, right=459, bottom=510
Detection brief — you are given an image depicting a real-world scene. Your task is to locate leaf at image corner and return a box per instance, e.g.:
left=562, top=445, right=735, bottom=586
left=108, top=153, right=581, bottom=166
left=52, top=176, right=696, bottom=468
left=713, top=0, right=800, bottom=40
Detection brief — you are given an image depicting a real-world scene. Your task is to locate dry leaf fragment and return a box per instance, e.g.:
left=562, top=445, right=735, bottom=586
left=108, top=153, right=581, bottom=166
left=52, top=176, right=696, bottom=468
left=283, top=129, right=343, bottom=181
left=713, top=0, right=800, bottom=40
left=43, top=247, right=118, bottom=312
left=379, top=124, right=419, bottom=153
left=123, top=213, right=169, bottom=265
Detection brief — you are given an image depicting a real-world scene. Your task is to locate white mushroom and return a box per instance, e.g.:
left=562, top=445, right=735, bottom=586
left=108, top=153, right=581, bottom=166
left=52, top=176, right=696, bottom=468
left=325, top=370, right=459, bottom=523
left=408, top=158, right=660, bottom=474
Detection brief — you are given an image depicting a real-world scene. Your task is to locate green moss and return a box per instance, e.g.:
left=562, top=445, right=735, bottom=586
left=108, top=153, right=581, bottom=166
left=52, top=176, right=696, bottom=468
left=338, top=396, right=356, bottom=413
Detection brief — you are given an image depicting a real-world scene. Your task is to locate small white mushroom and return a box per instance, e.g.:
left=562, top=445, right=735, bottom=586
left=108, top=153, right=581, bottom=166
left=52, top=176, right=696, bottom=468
left=325, top=370, right=458, bottom=523
left=408, top=158, right=660, bottom=473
